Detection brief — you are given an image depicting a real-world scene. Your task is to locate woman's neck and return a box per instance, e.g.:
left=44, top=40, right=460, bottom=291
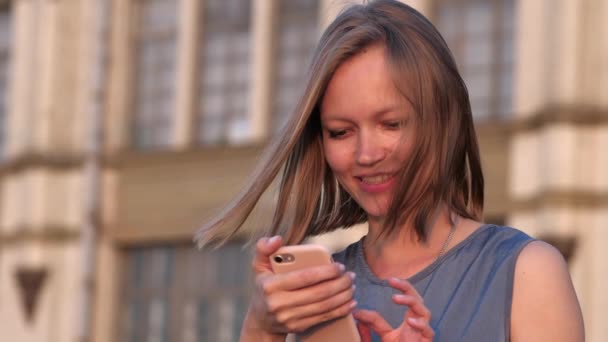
left=363, top=208, right=458, bottom=279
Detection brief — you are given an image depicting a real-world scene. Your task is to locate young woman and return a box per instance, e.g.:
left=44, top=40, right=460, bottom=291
left=196, top=1, right=584, bottom=341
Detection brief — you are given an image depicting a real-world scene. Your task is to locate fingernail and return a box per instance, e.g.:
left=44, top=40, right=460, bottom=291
left=348, top=272, right=356, bottom=280
left=407, top=317, right=420, bottom=325
left=338, top=263, right=345, bottom=272
left=393, top=294, right=407, bottom=300
left=268, top=236, right=280, bottom=244
left=350, top=300, right=357, bottom=309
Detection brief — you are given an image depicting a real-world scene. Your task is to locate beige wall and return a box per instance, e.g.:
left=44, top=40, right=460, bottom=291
left=7, top=0, right=86, bottom=156
left=0, top=0, right=605, bottom=341
left=0, top=170, right=84, bottom=231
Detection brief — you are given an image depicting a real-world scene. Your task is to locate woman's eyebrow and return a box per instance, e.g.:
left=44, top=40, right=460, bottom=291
left=321, top=105, right=404, bottom=124
left=321, top=116, right=354, bottom=126
left=373, top=105, right=400, bottom=118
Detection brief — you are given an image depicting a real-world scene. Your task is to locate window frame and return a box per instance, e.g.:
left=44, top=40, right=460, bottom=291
left=194, top=0, right=254, bottom=146
left=129, top=0, right=180, bottom=150
left=116, top=241, right=253, bottom=342
left=0, top=3, right=11, bottom=160
left=270, top=0, right=321, bottom=134
left=429, top=0, right=516, bottom=122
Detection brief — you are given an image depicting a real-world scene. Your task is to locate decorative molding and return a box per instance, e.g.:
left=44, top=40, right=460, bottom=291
left=0, top=153, right=84, bottom=174
left=0, top=145, right=268, bottom=176
left=15, top=266, right=49, bottom=324
left=111, top=143, right=266, bottom=166
left=0, top=227, right=80, bottom=246
left=511, top=190, right=608, bottom=212
left=511, top=105, right=608, bottom=133
left=0, top=152, right=119, bottom=176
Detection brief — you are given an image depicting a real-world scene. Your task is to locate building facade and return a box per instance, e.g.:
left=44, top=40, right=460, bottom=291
left=0, top=0, right=605, bottom=341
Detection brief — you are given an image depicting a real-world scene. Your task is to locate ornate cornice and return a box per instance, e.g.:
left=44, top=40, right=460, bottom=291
left=0, top=152, right=119, bottom=176
left=511, top=105, right=608, bottom=133
left=511, top=189, right=608, bottom=212
left=111, top=144, right=266, bottom=165
left=0, top=144, right=268, bottom=177
left=0, top=226, right=80, bottom=247
left=0, top=153, right=84, bottom=174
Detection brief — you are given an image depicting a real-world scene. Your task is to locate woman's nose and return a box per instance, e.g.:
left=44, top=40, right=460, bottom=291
left=356, top=131, right=386, bottom=166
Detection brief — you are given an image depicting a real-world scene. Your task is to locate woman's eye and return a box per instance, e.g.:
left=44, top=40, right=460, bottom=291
left=328, top=130, right=347, bottom=138
left=385, top=121, right=402, bottom=129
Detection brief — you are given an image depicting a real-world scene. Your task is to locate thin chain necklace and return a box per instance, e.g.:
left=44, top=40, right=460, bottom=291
left=436, top=218, right=457, bottom=260
left=363, top=218, right=458, bottom=263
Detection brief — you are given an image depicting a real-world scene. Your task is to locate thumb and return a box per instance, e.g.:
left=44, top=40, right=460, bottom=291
left=252, top=235, right=283, bottom=274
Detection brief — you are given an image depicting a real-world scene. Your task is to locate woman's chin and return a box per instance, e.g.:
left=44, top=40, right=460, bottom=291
left=361, top=206, right=389, bottom=221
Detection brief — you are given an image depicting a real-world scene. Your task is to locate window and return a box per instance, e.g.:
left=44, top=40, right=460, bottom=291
left=272, top=0, right=320, bottom=133
left=131, top=0, right=178, bottom=149
left=0, top=5, right=11, bottom=158
left=197, top=0, right=252, bottom=145
left=434, top=0, right=515, bottom=120
left=119, top=244, right=252, bottom=342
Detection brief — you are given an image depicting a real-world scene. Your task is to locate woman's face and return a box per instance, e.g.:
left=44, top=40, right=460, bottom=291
left=320, top=45, right=416, bottom=220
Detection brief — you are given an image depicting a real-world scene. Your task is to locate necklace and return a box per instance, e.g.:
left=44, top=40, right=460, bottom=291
left=436, top=219, right=457, bottom=260
left=363, top=217, right=458, bottom=263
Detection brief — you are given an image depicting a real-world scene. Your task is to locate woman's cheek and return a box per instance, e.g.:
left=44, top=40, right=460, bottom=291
left=324, top=148, right=349, bottom=173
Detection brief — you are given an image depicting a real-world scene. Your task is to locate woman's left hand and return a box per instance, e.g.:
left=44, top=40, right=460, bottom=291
left=354, top=278, right=434, bottom=342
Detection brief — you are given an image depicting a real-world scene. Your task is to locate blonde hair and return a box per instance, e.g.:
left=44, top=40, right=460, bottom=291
left=195, top=0, right=484, bottom=247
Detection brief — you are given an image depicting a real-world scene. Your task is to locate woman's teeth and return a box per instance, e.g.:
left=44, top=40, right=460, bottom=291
left=361, top=174, right=393, bottom=184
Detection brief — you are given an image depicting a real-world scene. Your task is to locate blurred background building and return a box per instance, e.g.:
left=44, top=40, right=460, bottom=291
left=0, top=0, right=606, bottom=341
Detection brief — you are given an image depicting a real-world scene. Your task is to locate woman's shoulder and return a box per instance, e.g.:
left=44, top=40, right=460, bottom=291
left=451, top=223, right=535, bottom=258
left=485, top=224, right=534, bottom=243
left=488, top=226, right=584, bottom=340
left=468, top=222, right=532, bottom=239
left=510, top=240, right=584, bottom=340
left=515, top=239, right=567, bottom=270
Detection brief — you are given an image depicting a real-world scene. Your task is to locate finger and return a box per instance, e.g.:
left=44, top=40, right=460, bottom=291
left=392, top=294, right=431, bottom=319
left=353, top=310, right=393, bottom=336
left=356, top=321, right=372, bottom=342
left=406, top=317, right=435, bottom=339
left=276, top=271, right=354, bottom=308
left=253, top=236, right=283, bottom=274
left=273, top=282, right=355, bottom=323
left=265, top=263, right=347, bottom=293
left=388, top=277, right=423, bottom=301
left=281, top=299, right=357, bottom=333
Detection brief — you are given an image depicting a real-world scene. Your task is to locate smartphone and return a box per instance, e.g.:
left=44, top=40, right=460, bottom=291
left=270, top=244, right=361, bottom=342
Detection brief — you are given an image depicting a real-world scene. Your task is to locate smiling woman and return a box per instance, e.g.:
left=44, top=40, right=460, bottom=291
left=195, top=1, right=584, bottom=341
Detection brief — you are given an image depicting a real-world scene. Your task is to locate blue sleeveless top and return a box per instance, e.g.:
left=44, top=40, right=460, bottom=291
left=332, top=224, right=534, bottom=342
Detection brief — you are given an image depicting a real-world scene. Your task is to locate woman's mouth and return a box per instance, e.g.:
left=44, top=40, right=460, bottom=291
left=360, top=174, right=394, bottom=184
left=356, top=173, right=396, bottom=193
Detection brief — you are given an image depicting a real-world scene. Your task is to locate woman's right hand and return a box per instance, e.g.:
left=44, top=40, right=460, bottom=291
left=241, top=236, right=357, bottom=339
